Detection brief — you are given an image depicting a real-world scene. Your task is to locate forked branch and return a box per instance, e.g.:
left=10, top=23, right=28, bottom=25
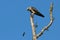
left=28, top=2, right=54, bottom=40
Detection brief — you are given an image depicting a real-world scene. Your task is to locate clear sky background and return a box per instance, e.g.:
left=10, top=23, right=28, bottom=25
left=0, top=0, right=60, bottom=40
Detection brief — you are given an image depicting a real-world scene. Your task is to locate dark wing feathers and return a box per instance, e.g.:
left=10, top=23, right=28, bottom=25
left=35, top=12, right=45, bottom=17
left=31, top=7, right=44, bottom=17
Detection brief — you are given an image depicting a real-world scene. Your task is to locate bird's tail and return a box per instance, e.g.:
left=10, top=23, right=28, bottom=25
left=35, top=12, right=45, bottom=18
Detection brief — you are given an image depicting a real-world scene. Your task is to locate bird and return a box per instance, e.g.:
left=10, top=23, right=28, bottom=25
left=27, top=6, right=45, bottom=17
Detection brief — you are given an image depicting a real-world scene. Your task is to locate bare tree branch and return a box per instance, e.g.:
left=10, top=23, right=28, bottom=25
left=36, top=3, right=54, bottom=38
left=27, top=2, right=54, bottom=40
left=30, top=14, right=37, bottom=40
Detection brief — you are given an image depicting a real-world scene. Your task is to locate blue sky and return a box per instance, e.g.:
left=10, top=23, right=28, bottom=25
left=0, top=0, right=60, bottom=40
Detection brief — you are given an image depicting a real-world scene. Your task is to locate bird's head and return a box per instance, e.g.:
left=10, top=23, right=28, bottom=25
left=27, top=6, right=36, bottom=13
left=27, top=6, right=32, bottom=12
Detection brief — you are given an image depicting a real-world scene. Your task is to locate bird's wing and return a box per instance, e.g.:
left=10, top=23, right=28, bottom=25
left=35, top=12, right=45, bottom=17
left=31, top=7, right=45, bottom=17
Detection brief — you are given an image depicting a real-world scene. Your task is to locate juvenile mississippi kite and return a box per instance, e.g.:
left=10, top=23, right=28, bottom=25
left=27, top=6, right=45, bottom=17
